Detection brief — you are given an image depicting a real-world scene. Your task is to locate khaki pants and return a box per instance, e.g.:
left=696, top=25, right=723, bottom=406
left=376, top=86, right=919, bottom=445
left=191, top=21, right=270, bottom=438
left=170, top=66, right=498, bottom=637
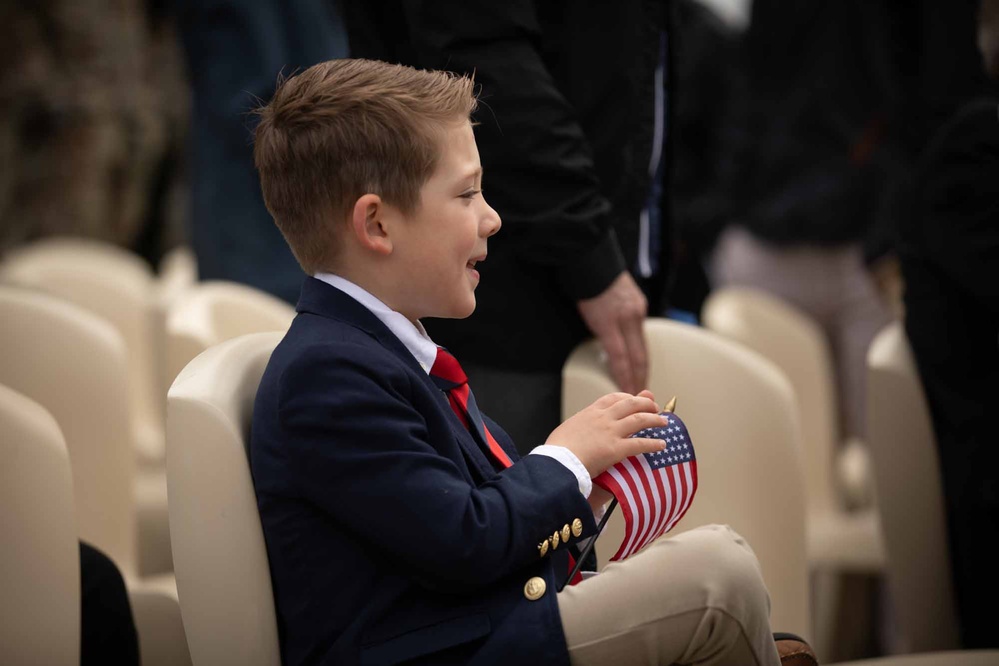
left=558, top=525, right=781, bottom=666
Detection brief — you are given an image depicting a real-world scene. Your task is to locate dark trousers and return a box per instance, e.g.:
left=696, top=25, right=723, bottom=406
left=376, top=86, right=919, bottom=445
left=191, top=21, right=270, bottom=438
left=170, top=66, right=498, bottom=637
left=81, top=542, right=139, bottom=665
left=902, top=253, right=999, bottom=649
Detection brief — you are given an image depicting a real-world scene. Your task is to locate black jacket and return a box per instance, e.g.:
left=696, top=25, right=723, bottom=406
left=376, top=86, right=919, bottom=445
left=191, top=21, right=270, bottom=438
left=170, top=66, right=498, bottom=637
left=730, top=0, right=905, bottom=252
left=898, top=98, right=999, bottom=649
left=343, top=0, right=672, bottom=371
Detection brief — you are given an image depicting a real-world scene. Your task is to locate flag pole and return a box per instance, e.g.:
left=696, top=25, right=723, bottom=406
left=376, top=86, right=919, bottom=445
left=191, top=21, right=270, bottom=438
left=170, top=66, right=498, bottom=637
left=560, top=498, right=617, bottom=592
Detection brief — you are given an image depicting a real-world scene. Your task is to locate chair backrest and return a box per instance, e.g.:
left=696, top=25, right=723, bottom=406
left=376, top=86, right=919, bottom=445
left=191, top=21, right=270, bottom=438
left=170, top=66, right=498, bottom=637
left=563, top=318, right=809, bottom=637
left=167, top=332, right=284, bottom=666
left=702, top=287, right=840, bottom=514
left=866, top=322, right=959, bottom=652
left=164, top=281, right=295, bottom=393
left=0, top=286, right=137, bottom=575
left=156, top=245, right=198, bottom=308
left=0, top=237, right=164, bottom=460
left=0, top=384, right=80, bottom=666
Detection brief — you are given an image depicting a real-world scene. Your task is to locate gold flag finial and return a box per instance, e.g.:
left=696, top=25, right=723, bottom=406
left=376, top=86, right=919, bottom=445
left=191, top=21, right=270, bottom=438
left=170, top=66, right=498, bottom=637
left=663, top=396, right=677, bottom=413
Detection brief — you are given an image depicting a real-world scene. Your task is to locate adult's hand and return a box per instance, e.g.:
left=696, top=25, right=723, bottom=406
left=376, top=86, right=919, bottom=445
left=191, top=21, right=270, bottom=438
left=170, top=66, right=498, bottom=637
left=577, top=271, right=649, bottom=393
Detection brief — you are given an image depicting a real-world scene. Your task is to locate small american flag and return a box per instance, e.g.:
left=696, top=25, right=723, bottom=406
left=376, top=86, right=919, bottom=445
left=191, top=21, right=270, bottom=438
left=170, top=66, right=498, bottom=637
left=594, top=412, right=698, bottom=561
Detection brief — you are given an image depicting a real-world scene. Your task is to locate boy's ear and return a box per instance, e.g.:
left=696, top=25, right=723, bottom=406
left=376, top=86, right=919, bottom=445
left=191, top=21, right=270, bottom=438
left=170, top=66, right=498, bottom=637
left=349, top=194, right=393, bottom=256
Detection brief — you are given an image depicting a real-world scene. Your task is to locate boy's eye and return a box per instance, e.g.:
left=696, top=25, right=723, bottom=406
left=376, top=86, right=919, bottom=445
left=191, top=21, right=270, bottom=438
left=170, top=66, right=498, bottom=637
left=459, top=189, right=482, bottom=199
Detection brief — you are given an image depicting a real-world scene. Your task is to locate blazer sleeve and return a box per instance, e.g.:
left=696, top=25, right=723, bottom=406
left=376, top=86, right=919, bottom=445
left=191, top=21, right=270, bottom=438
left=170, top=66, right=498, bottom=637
left=397, top=0, right=627, bottom=301
left=276, top=342, right=597, bottom=591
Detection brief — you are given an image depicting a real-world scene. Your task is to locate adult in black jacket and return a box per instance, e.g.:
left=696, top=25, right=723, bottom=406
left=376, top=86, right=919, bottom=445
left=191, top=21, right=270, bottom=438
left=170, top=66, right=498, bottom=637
left=900, top=96, right=999, bottom=650
left=343, top=0, right=672, bottom=453
left=898, top=1, right=999, bottom=645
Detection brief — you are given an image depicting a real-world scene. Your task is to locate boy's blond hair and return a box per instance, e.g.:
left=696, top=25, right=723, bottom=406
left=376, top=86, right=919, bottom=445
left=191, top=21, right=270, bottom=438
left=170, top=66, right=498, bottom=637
left=254, top=59, right=477, bottom=274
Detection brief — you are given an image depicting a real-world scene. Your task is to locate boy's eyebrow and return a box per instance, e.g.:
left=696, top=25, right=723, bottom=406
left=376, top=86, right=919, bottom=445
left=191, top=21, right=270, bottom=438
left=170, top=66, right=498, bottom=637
left=461, top=167, right=483, bottom=183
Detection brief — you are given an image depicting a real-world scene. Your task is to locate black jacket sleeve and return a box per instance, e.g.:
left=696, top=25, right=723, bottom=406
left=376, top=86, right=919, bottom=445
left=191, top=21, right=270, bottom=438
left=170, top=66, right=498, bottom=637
left=348, top=0, right=628, bottom=301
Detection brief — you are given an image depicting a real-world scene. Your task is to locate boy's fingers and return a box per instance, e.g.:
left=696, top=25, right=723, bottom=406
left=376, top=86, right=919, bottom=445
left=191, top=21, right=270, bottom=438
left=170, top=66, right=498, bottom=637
left=623, top=437, right=669, bottom=458
left=636, top=389, right=656, bottom=402
left=607, top=395, right=660, bottom=419
left=616, top=411, right=668, bottom=437
left=592, top=392, right=635, bottom=409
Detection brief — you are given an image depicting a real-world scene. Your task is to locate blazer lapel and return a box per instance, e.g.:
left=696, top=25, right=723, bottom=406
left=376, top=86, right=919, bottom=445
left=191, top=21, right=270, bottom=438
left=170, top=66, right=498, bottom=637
left=296, top=278, right=500, bottom=481
left=437, top=399, right=498, bottom=481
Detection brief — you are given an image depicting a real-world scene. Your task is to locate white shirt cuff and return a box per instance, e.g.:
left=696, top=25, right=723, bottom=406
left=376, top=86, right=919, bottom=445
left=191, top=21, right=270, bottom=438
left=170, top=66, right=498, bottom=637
left=529, top=445, right=592, bottom=498
left=592, top=500, right=609, bottom=524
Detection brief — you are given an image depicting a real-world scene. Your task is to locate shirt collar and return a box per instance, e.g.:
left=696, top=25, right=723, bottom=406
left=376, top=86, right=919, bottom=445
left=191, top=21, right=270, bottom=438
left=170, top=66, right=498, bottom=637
left=313, top=272, right=438, bottom=374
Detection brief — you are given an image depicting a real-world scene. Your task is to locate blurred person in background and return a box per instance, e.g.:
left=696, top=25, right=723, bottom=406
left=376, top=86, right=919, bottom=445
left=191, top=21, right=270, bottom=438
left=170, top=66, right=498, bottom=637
left=897, top=0, right=999, bottom=648
left=171, top=0, right=348, bottom=303
left=668, top=0, right=746, bottom=317
left=709, top=0, right=905, bottom=447
left=0, top=0, right=187, bottom=264
left=342, top=1, right=674, bottom=454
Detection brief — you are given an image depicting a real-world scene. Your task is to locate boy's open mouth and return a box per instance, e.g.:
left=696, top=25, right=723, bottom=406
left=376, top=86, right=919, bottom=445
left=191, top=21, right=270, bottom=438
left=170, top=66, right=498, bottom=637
left=466, top=256, right=484, bottom=281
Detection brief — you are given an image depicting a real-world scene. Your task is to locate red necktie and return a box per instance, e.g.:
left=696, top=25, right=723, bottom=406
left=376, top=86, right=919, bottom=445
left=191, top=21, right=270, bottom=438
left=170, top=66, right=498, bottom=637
left=429, top=348, right=513, bottom=469
left=431, top=348, right=583, bottom=585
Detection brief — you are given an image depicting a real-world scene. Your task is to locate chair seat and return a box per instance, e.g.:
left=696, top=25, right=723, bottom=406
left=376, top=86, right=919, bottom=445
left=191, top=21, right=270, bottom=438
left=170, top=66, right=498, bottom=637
left=126, top=573, right=192, bottom=666
left=136, top=469, right=173, bottom=576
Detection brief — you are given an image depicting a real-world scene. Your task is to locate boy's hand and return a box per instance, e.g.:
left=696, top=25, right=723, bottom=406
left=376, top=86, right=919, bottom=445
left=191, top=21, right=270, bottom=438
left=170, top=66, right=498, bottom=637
left=577, top=271, right=649, bottom=394
left=546, top=390, right=668, bottom=478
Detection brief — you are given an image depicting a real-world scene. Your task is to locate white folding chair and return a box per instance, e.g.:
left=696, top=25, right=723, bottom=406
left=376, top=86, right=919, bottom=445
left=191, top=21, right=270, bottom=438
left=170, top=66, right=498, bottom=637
left=867, top=322, right=960, bottom=653
left=167, top=332, right=284, bottom=666
left=702, top=287, right=885, bottom=571
left=0, top=384, right=80, bottom=666
left=0, top=374, right=190, bottom=666
left=0, top=236, right=166, bottom=468
left=156, top=245, right=198, bottom=309
left=163, top=281, right=294, bottom=393
left=563, top=318, right=810, bottom=638
left=0, top=286, right=190, bottom=666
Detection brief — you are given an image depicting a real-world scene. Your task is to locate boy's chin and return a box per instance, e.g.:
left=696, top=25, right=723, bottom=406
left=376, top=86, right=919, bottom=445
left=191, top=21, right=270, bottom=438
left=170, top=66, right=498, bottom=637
left=450, top=302, right=476, bottom=320
left=427, top=300, right=476, bottom=321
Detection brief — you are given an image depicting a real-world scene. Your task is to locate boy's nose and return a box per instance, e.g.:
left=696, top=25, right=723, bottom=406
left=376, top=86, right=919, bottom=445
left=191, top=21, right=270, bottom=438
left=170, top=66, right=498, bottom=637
left=482, top=201, right=502, bottom=237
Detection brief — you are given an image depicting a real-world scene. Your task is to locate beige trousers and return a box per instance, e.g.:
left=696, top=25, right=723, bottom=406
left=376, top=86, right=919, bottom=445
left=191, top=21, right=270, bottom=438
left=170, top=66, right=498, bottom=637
left=557, top=524, right=781, bottom=666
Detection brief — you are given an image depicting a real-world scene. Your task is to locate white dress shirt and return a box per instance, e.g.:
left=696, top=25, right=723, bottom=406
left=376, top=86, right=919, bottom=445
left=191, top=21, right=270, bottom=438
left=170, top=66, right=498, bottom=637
left=313, top=272, right=593, bottom=499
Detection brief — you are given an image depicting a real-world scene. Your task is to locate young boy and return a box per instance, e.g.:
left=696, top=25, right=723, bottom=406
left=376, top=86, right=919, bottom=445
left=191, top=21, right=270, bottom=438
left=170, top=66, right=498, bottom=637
left=250, top=59, right=786, bottom=666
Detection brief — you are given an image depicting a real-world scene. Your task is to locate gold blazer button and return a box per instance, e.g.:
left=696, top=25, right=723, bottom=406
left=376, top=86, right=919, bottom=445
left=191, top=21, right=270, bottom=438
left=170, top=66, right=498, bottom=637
left=561, top=524, right=571, bottom=543
left=571, top=518, right=583, bottom=538
left=524, top=576, right=547, bottom=601
left=550, top=530, right=560, bottom=550
left=538, top=540, right=549, bottom=557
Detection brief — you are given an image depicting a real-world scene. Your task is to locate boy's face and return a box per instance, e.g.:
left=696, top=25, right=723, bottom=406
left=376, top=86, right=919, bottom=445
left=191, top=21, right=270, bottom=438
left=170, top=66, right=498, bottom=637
left=391, top=121, right=501, bottom=323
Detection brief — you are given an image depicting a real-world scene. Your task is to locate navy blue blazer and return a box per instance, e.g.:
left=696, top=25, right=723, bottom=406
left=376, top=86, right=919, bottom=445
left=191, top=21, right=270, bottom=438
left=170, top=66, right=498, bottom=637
left=250, top=277, right=598, bottom=665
